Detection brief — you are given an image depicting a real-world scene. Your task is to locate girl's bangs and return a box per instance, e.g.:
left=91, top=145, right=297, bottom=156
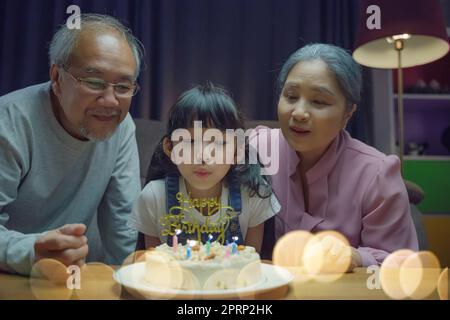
left=173, top=93, right=242, bottom=131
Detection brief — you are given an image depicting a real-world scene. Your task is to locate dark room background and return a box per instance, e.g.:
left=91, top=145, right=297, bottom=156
left=1, top=0, right=372, bottom=142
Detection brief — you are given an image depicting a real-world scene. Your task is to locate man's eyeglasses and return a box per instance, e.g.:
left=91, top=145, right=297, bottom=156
left=61, top=67, right=139, bottom=98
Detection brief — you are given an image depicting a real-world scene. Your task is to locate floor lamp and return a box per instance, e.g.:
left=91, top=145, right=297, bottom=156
left=353, top=0, right=449, bottom=174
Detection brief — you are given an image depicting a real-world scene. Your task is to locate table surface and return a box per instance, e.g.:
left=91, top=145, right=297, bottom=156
left=0, top=265, right=441, bottom=300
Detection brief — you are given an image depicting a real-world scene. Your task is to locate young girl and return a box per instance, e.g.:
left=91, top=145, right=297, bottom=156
left=128, top=82, right=280, bottom=252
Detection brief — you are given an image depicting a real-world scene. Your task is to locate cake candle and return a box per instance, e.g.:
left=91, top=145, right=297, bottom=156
left=173, top=229, right=181, bottom=252
left=231, top=236, right=239, bottom=255
left=231, top=242, right=238, bottom=255
left=186, top=240, right=192, bottom=259
left=206, top=234, right=213, bottom=255
left=224, top=244, right=231, bottom=259
left=186, top=246, right=191, bottom=259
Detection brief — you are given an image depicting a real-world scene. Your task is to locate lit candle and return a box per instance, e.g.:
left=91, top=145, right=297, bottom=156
left=206, top=234, right=213, bottom=255
left=224, top=244, right=231, bottom=259
left=231, top=236, right=239, bottom=255
left=172, top=229, right=181, bottom=252
left=186, top=240, right=191, bottom=259
left=186, top=246, right=191, bottom=259
left=231, top=242, right=237, bottom=255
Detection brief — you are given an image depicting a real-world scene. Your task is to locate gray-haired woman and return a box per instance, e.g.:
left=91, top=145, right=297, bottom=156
left=258, top=43, right=418, bottom=271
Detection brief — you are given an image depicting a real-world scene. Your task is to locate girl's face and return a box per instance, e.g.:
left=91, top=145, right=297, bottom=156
left=278, top=59, right=355, bottom=160
left=164, top=127, right=235, bottom=198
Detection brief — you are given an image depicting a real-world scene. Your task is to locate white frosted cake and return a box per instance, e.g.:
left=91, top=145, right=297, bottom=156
left=144, top=241, right=262, bottom=290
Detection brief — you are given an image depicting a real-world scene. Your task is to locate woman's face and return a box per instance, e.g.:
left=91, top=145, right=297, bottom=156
left=278, top=59, right=355, bottom=160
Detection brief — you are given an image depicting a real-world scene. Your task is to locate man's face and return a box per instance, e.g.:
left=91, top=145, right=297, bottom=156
left=50, top=30, right=137, bottom=141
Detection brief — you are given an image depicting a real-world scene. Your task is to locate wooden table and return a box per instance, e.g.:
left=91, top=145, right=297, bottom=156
left=0, top=266, right=441, bottom=300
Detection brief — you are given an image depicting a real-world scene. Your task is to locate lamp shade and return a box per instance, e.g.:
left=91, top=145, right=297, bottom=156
left=353, top=0, right=449, bottom=68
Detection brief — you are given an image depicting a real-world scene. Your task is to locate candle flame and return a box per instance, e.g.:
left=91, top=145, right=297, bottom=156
left=188, top=240, right=197, bottom=247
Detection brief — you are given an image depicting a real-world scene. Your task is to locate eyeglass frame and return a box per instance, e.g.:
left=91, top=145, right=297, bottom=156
left=60, top=66, right=140, bottom=98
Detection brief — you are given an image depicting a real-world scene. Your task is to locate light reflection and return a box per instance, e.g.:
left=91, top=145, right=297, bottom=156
left=29, top=258, right=73, bottom=300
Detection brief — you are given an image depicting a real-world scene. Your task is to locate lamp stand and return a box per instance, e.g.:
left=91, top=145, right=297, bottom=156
left=395, top=39, right=405, bottom=176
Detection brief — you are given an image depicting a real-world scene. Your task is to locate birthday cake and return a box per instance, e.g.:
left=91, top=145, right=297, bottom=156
left=143, top=241, right=262, bottom=290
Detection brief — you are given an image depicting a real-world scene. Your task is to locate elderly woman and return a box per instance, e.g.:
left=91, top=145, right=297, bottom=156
left=259, top=43, right=418, bottom=269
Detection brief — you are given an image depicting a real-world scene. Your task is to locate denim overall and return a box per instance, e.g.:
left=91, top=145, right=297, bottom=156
left=165, top=174, right=243, bottom=245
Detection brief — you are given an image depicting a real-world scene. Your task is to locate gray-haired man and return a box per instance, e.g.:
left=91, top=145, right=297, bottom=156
left=0, top=14, right=144, bottom=275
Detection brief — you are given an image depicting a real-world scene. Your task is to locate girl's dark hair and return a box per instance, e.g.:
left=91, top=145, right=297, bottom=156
left=146, top=81, right=272, bottom=198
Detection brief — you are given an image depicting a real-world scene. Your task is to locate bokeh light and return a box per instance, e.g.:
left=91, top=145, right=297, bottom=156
left=237, top=260, right=262, bottom=300
left=139, top=250, right=185, bottom=299
left=302, top=231, right=351, bottom=282
left=143, top=250, right=183, bottom=288
left=118, top=250, right=154, bottom=299
left=399, top=251, right=441, bottom=300
left=74, top=262, right=121, bottom=300
left=272, top=230, right=312, bottom=282
left=121, top=250, right=147, bottom=267
left=380, top=249, right=415, bottom=299
left=29, top=258, right=73, bottom=300
left=437, top=267, right=448, bottom=300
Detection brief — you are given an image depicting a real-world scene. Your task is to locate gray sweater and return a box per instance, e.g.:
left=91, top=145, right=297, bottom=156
left=0, top=82, right=140, bottom=275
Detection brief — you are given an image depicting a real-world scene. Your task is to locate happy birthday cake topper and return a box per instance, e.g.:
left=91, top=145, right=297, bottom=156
left=160, top=192, right=237, bottom=244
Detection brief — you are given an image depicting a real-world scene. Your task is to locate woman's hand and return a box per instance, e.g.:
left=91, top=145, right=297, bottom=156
left=303, top=235, right=362, bottom=274
left=348, top=246, right=363, bottom=271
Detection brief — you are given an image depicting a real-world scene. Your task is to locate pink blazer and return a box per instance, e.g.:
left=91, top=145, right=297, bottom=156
left=254, top=127, right=418, bottom=266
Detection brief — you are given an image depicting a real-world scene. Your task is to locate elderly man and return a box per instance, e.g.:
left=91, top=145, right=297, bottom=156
left=0, top=14, right=144, bottom=275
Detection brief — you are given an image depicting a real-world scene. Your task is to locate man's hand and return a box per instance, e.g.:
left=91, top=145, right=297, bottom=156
left=34, top=224, right=89, bottom=267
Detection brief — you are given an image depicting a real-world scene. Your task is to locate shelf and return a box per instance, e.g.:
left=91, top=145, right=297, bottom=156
left=392, top=95, right=450, bottom=156
left=394, top=95, right=450, bottom=110
left=394, top=94, right=450, bottom=100
left=404, top=155, right=450, bottom=161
